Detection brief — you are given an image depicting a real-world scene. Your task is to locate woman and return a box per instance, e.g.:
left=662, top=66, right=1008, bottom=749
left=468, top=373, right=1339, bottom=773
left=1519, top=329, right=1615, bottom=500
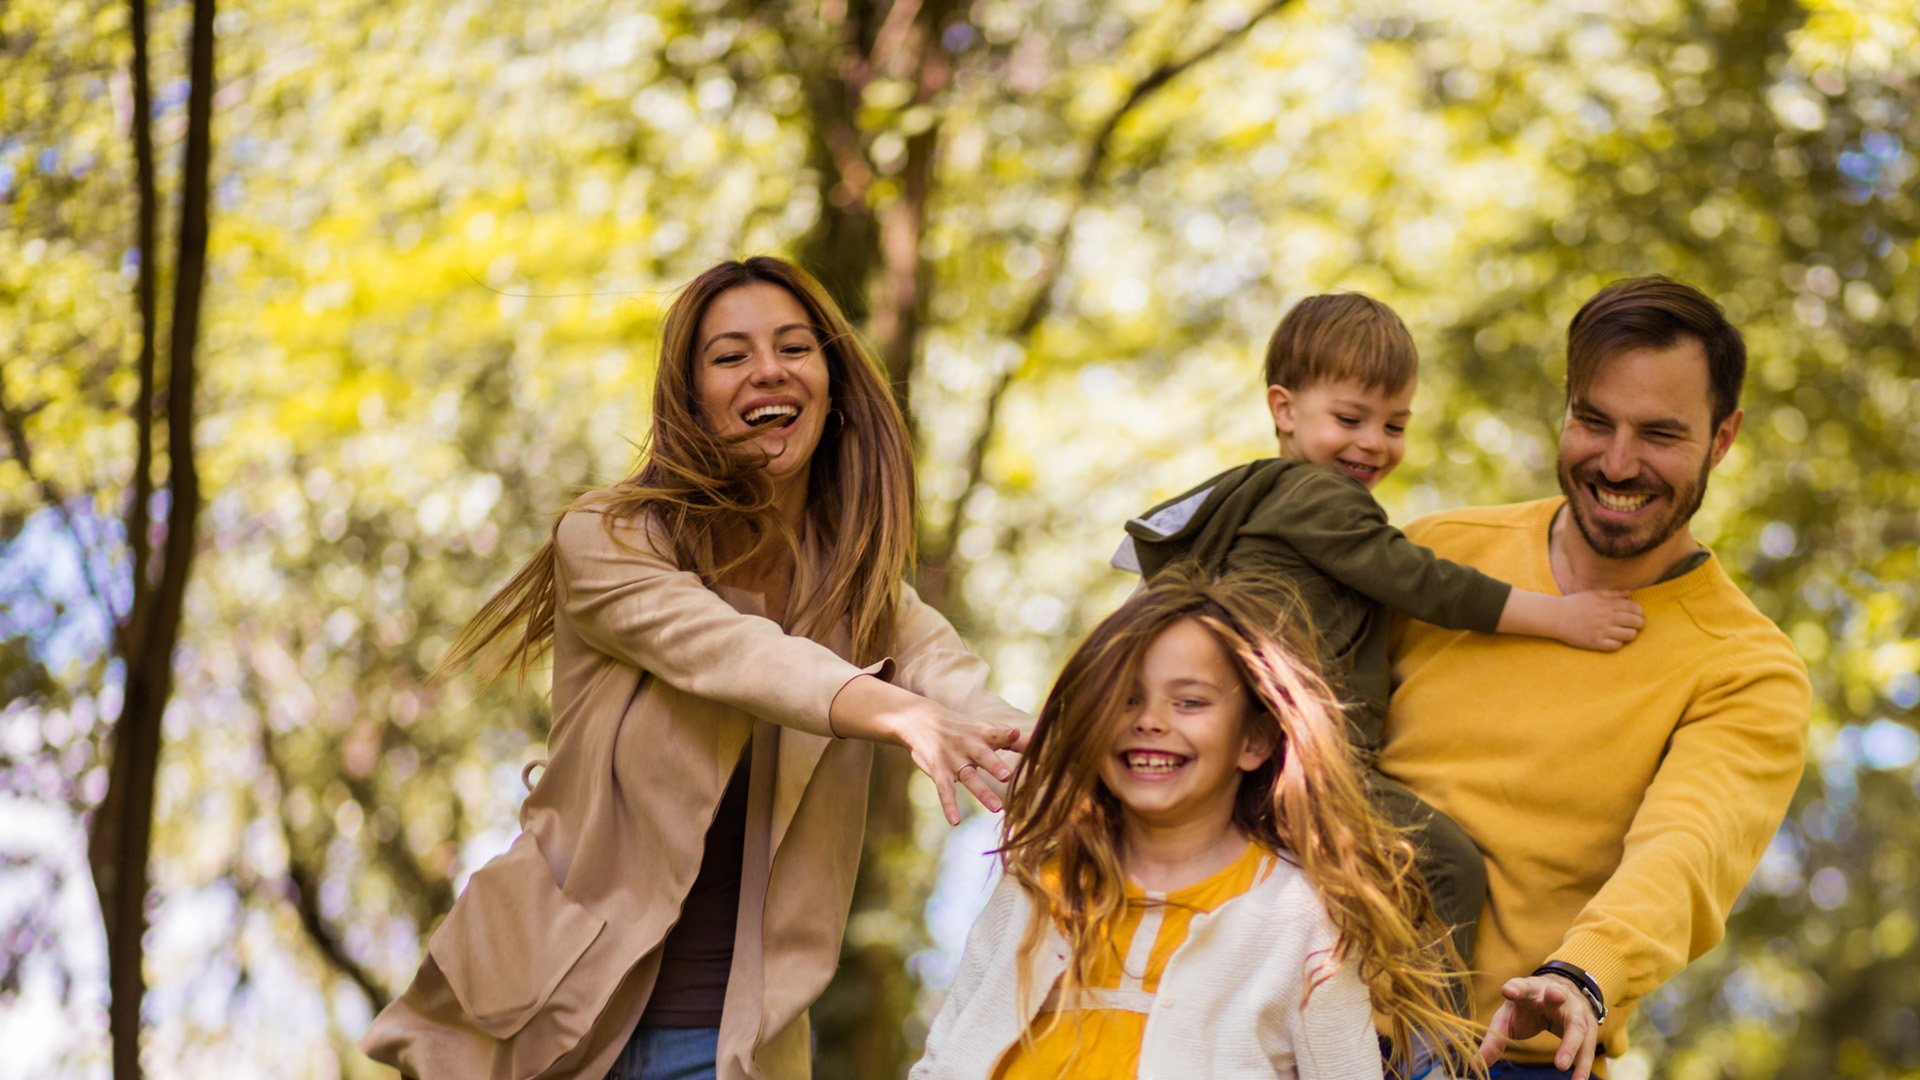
left=362, top=257, right=1030, bottom=1080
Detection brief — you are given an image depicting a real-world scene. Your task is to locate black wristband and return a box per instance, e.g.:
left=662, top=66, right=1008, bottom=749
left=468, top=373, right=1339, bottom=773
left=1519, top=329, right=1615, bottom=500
left=1532, top=960, right=1608, bottom=1025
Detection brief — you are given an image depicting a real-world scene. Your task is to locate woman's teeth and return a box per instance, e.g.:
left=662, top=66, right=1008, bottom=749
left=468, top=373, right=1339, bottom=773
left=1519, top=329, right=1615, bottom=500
left=1594, top=487, right=1652, bottom=512
left=1122, top=751, right=1188, bottom=773
left=744, top=404, right=799, bottom=428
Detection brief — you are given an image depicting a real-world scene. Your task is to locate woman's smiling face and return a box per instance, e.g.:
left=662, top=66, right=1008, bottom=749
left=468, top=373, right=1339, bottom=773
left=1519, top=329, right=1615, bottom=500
left=692, top=281, right=831, bottom=487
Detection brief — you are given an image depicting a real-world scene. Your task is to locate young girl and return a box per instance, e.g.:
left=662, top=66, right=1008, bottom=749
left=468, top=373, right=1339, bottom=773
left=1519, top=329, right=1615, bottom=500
left=915, top=567, right=1483, bottom=1079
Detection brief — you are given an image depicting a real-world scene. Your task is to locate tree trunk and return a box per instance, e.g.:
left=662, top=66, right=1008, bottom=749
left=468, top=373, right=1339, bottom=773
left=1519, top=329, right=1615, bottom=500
left=125, top=0, right=158, bottom=636
left=86, top=0, right=214, bottom=1075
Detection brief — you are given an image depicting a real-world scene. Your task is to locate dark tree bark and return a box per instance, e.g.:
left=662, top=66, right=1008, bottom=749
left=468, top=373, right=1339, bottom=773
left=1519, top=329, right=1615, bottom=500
left=125, top=0, right=159, bottom=640
left=786, top=2, right=884, bottom=329
left=85, top=0, right=215, bottom=1075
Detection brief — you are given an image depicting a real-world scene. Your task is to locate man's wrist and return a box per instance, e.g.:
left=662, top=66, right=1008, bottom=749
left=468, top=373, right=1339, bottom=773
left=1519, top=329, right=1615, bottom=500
left=1532, top=960, right=1607, bottom=1025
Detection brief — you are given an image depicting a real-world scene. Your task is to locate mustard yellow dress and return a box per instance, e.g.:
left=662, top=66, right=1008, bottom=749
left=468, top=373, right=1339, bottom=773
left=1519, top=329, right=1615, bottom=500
left=992, top=841, right=1269, bottom=1079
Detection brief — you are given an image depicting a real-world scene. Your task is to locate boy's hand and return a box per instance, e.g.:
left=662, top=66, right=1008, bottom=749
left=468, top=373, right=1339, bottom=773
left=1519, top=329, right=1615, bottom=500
left=1556, top=589, right=1644, bottom=651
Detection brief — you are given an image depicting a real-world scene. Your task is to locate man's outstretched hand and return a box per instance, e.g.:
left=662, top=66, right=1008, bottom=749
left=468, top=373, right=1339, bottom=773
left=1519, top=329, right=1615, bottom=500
left=1478, top=973, right=1600, bottom=1080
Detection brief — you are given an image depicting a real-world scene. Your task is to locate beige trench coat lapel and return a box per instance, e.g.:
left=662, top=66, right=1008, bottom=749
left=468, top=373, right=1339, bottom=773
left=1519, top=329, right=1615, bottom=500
left=713, top=583, right=841, bottom=860
left=770, top=657, right=891, bottom=856
left=772, top=728, right=832, bottom=856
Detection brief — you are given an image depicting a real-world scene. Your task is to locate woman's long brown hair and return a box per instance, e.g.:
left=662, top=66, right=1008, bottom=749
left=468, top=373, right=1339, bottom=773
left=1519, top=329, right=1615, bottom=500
left=440, top=257, right=917, bottom=679
left=999, top=565, right=1485, bottom=1076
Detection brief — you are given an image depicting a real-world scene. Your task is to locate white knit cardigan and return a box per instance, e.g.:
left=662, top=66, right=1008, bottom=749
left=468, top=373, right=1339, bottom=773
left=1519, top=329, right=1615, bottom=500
left=913, top=854, right=1383, bottom=1079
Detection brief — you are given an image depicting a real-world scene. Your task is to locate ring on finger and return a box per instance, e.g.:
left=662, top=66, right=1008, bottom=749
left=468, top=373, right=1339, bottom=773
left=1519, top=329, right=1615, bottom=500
left=956, top=762, right=977, bottom=779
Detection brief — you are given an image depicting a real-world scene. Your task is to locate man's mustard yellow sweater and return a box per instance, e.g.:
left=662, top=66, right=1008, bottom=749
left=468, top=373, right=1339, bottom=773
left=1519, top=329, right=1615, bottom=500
left=1378, top=498, right=1809, bottom=1066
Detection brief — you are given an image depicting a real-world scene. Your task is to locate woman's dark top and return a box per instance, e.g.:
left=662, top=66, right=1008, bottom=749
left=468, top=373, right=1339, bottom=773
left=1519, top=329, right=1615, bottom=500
left=638, top=757, right=749, bottom=1027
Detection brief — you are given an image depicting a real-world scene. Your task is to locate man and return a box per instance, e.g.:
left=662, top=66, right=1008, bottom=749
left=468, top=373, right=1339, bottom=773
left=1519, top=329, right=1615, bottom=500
left=1377, top=276, right=1811, bottom=1078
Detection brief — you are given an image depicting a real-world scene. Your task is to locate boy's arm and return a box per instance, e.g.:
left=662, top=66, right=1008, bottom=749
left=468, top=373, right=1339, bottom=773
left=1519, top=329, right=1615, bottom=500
left=1273, top=470, right=1640, bottom=648
left=1266, top=469, right=1509, bottom=631
left=1499, top=587, right=1644, bottom=650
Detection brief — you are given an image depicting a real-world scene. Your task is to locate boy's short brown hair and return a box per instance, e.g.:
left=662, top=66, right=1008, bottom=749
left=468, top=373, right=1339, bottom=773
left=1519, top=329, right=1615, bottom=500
left=1263, top=293, right=1418, bottom=392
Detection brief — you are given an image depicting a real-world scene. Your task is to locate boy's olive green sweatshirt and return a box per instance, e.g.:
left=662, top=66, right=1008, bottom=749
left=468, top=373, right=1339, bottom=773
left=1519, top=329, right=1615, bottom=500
left=1119, top=456, right=1510, bottom=749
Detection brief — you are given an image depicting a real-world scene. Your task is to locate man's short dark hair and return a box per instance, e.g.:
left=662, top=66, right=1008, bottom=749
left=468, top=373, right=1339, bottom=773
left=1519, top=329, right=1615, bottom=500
left=1566, top=276, right=1746, bottom=429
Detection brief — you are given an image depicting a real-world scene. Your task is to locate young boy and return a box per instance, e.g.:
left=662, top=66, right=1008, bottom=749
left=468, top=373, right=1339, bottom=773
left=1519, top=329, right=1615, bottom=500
left=1111, top=293, right=1643, bottom=967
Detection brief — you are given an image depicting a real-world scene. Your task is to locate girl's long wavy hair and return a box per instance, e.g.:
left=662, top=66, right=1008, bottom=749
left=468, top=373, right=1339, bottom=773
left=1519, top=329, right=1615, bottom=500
left=440, top=257, right=916, bottom=679
left=999, top=565, right=1485, bottom=1076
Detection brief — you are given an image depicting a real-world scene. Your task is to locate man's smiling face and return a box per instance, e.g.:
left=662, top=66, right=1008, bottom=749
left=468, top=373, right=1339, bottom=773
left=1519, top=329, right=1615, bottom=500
left=1556, top=337, right=1739, bottom=561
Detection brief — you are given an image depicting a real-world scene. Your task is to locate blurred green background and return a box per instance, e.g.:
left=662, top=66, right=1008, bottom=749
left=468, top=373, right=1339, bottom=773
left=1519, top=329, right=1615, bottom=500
left=2, top=0, right=1917, bottom=1076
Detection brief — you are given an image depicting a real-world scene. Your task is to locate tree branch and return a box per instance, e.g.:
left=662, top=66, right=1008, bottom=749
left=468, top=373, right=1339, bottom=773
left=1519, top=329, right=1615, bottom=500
left=868, top=0, right=925, bottom=74
left=0, top=363, right=117, bottom=621
left=289, top=835, right=393, bottom=1011
left=933, top=0, right=1295, bottom=565
left=771, top=2, right=882, bottom=204
left=257, top=715, right=392, bottom=1011
left=867, top=0, right=958, bottom=421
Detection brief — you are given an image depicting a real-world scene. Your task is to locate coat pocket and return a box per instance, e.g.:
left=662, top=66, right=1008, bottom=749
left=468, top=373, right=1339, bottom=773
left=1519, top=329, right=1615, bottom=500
left=427, top=832, right=607, bottom=1040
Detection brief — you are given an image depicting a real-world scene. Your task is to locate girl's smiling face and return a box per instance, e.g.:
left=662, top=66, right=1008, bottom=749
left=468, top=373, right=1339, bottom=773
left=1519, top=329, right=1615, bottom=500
left=1100, top=618, right=1273, bottom=833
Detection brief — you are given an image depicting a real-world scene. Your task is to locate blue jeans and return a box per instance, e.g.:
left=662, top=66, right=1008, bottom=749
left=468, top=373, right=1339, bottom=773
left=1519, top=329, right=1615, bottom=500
left=1488, top=1062, right=1580, bottom=1079
left=606, top=1025, right=720, bottom=1080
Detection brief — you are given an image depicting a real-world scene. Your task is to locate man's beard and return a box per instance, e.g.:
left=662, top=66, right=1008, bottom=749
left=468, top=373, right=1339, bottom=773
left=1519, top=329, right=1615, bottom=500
left=1556, top=453, right=1711, bottom=560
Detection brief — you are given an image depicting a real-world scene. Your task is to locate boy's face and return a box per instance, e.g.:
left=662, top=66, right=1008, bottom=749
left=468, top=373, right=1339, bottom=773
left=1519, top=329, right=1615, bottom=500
left=1267, top=377, right=1415, bottom=489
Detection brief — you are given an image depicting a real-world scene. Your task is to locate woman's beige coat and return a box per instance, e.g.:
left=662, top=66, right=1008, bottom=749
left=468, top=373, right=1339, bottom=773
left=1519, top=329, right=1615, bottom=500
left=362, top=509, right=1029, bottom=1079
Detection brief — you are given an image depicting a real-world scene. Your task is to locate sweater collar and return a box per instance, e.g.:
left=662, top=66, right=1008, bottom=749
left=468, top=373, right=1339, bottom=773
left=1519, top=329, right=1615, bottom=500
left=1530, top=496, right=1725, bottom=603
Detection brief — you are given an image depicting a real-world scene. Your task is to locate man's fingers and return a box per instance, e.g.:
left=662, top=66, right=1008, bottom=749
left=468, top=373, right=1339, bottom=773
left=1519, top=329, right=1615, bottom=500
left=1555, top=1015, right=1592, bottom=1073
left=1573, top=1037, right=1597, bottom=1080
left=1570, top=1004, right=1599, bottom=1080
left=1479, top=1004, right=1512, bottom=1063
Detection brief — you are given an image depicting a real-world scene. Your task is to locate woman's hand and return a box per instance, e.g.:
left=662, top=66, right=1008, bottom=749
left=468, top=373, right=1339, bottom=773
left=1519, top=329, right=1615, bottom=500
left=829, top=675, right=1030, bottom=825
